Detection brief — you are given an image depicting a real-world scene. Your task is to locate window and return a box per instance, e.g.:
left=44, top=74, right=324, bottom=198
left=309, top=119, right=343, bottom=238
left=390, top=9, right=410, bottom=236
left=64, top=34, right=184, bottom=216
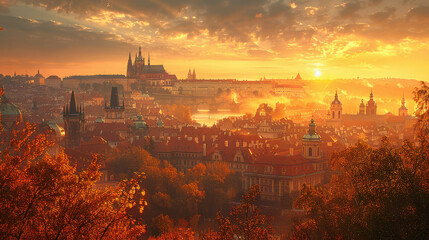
left=338, top=111, right=341, bottom=118
left=309, top=147, right=313, bottom=157
left=332, top=111, right=335, bottom=119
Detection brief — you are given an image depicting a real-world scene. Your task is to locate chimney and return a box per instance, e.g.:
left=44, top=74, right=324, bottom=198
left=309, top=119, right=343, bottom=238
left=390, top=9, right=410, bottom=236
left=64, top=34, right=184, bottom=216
left=289, top=147, right=294, bottom=156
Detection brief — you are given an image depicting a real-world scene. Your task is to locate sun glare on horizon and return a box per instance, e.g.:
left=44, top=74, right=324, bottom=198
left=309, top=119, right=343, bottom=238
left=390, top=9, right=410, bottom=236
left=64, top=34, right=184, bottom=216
left=314, top=69, right=322, bottom=78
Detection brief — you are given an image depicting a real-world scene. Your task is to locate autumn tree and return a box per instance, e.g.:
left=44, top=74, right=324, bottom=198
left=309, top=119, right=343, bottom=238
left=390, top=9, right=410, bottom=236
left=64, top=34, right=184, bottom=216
left=216, top=185, right=273, bottom=240
left=0, top=123, right=146, bottom=239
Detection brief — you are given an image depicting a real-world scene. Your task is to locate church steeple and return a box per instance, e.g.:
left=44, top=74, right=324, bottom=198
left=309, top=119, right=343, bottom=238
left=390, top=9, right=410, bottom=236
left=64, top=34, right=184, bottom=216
left=187, top=69, right=192, bottom=79
left=127, top=52, right=133, bottom=77
left=138, top=46, right=142, bottom=58
left=69, top=91, right=77, bottom=114
left=63, top=91, right=85, bottom=147
left=302, top=116, right=321, bottom=159
left=370, top=89, right=373, bottom=100
left=308, top=116, right=316, bottom=136
left=192, top=68, right=196, bottom=80
left=148, top=52, right=150, bottom=66
left=104, top=86, right=125, bottom=123
left=399, top=92, right=408, bottom=117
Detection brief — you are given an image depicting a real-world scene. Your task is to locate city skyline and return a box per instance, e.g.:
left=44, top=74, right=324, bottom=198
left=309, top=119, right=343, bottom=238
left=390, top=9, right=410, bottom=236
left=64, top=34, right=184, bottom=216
left=0, top=0, right=428, bottom=80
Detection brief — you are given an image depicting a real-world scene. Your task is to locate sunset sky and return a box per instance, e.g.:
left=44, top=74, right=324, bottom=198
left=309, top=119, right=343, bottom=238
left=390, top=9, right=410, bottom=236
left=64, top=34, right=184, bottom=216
left=0, top=0, right=428, bottom=80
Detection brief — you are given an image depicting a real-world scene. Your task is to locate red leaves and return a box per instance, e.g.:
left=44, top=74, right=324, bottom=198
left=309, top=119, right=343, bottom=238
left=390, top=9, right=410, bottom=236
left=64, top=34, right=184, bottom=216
left=0, top=125, right=146, bottom=239
left=216, top=185, right=273, bottom=240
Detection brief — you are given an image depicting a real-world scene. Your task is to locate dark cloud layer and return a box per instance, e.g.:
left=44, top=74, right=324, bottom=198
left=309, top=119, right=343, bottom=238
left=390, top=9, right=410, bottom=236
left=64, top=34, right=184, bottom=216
left=1, top=0, right=429, bottom=79
left=0, top=15, right=133, bottom=69
left=12, top=0, right=429, bottom=47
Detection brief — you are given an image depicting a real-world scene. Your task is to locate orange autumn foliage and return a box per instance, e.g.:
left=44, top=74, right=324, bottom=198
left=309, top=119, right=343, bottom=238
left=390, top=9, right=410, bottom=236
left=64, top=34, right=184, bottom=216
left=0, top=123, right=146, bottom=239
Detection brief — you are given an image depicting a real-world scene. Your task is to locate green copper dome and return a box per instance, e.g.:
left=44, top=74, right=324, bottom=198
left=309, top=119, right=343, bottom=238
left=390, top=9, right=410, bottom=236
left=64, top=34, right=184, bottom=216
left=0, top=102, right=21, bottom=116
left=302, top=117, right=321, bottom=141
left=134, top=115, right=148, bottom=129
left=0, top=91, right=21, bottom=116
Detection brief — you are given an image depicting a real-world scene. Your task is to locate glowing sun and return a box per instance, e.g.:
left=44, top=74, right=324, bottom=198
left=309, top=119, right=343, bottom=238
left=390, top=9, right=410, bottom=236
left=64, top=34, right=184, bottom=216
left=314, top=69, right=322, bottom=77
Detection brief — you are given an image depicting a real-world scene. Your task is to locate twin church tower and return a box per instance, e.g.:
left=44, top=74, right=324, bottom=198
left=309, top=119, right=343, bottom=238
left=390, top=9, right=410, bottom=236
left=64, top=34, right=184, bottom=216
left=326, top=90, right=408, bottom=128
left=63, top=87, right=125, bottom=147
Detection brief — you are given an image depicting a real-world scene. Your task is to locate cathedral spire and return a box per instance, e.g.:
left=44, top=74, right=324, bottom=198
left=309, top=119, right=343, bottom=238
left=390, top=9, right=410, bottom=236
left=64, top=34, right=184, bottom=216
left=138, top=46, right=142, bottom=57
left=148, top=51, right=150, bottom=66
left=335, top=89, right=338, bottom=100
left=402, top=92, right=405, bottom=107
left=69, top=91, right=77, bottom=114
left=370, top=89, right=373, bottom=100
left=187, top=69, right=192, bottom=79
left=192, top=68, right=196, bottom=80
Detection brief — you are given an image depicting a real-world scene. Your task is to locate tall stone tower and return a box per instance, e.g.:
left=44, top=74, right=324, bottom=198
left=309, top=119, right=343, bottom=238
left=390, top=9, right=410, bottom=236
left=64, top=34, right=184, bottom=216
left=63, top=91, right=85, bottom=147
left=330, top=90, right=342, bottom=120
left=399, top=94, right=408, bottom=117
left=302, top=117, right=321, bottom=159
left=104, top=87, right=125, bottom=123
left=366, top=90, right=377, bottom=116
left=134, top=46, right=145, bottom=76
left=359, top=99, right=365, bottom=115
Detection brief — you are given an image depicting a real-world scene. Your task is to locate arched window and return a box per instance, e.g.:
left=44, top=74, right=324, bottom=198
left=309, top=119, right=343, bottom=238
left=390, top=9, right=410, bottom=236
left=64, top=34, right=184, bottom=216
left=338, top=111, right=341, bottom=119
left=309, top=147, right=313, bottom=157
left=332, top=111, right=335, bottom=119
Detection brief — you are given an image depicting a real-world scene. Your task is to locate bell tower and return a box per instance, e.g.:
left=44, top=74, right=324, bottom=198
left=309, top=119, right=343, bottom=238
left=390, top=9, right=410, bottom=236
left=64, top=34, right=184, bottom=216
left=398, top=94, right=408, bottom=117
left=63, top=91, right=85, bottom=147
left=302, top=117, right=321, bottom=159
left=330, top=90, right=342, bottom=120
left=366, top=90, right=377, bottom=116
